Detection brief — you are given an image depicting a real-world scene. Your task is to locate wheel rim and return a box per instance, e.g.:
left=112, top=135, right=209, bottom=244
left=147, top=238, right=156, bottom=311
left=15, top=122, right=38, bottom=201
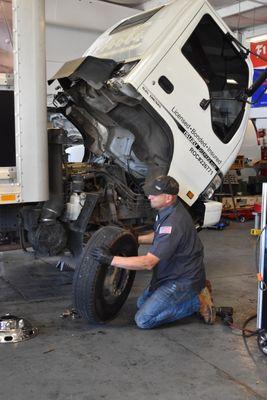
left=102, top=249, right=131, bottom=304
left=102, top=266, right=131, bottom=304
left=258, top=331, right=267, bottom=355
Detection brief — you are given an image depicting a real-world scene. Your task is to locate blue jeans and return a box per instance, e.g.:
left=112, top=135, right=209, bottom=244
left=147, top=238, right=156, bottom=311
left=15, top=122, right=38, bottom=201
left=135, top=280, right=200, bottom=329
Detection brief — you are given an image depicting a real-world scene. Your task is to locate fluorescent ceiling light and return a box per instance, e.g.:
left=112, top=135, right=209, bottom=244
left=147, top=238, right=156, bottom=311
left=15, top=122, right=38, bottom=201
left=227, top=79, right=238, bottom=84
left=247, top=34, right=267, bottom=43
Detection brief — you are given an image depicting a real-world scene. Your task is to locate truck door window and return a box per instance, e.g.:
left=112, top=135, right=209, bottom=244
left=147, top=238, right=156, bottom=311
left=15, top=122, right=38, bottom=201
left=182, top=14, right=249, bottom=144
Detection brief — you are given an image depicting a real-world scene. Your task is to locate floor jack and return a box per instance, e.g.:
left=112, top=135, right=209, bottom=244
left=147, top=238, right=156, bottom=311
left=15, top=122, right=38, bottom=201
left=256, top=183, right=267, bottom=355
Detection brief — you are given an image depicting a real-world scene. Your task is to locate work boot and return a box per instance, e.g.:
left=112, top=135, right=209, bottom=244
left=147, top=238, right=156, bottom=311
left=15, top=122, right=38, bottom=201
left=198, top=286, right=216, bottom=325
left=205, top=279, right=213, bottom=301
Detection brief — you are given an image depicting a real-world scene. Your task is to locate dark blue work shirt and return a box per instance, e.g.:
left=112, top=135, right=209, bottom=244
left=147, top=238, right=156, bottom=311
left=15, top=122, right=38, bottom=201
left=149, top=199, right=206, bottom=293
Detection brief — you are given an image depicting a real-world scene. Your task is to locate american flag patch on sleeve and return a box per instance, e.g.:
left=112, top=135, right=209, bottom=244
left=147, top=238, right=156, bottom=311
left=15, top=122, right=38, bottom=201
left=159, top=226, right=172, bottom=234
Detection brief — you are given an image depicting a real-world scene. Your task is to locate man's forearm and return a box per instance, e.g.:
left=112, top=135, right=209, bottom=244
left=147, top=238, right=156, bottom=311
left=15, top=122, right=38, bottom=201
left=138, top=231, right=154, bottom=245
left=111, top=254, right=157, bottom=270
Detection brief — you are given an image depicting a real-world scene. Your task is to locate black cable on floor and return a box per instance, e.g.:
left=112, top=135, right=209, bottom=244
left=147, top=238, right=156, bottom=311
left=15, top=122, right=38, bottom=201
left=242, top=314, right=258, bottom=338
left=241, top=314, right=259, bottom=363
left=241, top=315, right=267, bottom=360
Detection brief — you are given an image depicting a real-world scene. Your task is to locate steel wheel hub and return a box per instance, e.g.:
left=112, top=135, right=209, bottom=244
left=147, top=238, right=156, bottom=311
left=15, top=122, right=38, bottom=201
left=0, top=314, right=38, bottom=343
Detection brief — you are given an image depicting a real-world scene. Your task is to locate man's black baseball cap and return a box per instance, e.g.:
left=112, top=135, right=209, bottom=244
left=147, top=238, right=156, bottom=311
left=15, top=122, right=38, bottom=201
left=143, top=175, right=179, bottom=196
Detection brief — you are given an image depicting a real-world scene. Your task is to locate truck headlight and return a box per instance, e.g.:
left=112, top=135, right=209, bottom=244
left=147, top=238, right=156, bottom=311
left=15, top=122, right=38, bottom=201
left=202, top=174, right=222, bottom=200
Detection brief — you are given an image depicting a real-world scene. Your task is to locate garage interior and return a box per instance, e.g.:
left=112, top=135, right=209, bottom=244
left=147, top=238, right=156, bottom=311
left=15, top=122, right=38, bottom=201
left=0, top=224, right=266, bottom=400
left=1, top=0, right=267, bottom=399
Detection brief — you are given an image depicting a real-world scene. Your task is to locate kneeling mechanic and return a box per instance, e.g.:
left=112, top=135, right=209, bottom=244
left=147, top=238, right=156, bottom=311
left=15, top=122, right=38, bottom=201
left=91, top=175, right=215, bottom=329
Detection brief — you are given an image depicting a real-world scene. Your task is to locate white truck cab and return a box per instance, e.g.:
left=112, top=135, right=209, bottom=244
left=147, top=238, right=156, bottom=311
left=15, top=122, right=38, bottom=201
left=50, top=0, right=253, bottom=226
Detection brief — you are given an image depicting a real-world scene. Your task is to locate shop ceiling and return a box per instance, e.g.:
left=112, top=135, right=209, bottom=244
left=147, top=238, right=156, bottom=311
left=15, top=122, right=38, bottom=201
left=2, top=0, right=267, bottom=35
left=44, top=0, right=267, bottom=36
left=103, top=0, right=267, bottom=32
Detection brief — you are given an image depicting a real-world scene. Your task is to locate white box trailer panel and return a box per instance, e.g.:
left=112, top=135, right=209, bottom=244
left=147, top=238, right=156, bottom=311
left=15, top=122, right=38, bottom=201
left=0, top=0, right=48, bottom=205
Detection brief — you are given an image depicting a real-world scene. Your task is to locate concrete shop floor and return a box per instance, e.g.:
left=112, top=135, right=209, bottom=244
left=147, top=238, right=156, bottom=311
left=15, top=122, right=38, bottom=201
left=1, top=222, right=267, bottom=400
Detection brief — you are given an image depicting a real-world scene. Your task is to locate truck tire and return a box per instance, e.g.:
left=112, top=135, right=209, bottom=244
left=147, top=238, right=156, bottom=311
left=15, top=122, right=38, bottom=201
left=72, top=226, right=138, bottom=324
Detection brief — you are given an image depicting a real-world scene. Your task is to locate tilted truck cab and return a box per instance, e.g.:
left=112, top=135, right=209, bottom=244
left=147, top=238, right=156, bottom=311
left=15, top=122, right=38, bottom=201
left=49, top=0, right=252, bottom=227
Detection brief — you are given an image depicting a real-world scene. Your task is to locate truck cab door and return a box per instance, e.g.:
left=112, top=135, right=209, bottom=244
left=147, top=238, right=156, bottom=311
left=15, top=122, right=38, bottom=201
left=140, top=8, right=251, bottom=205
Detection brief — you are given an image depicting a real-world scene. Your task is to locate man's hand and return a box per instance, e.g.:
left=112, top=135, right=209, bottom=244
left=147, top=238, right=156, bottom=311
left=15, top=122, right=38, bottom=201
left=90, top=247, right=114, bottom=265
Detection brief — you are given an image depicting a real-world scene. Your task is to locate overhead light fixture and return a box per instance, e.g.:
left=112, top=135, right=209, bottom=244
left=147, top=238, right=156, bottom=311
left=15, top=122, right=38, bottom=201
left=247, top=34, right=267, bottom=43
left=227, top=79, right=238, bottom=84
